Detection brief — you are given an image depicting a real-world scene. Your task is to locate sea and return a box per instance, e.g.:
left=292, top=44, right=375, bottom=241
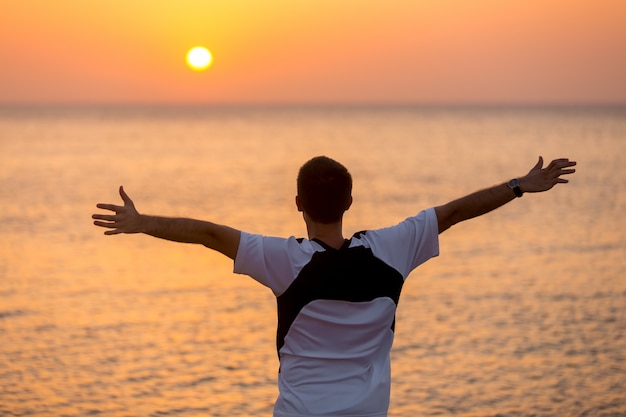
left=0, top=104, right=625, bottom=417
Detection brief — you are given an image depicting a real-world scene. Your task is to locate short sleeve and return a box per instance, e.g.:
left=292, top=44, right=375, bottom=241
left=356, top=207, right=439, bottom=279
left=234, top=233, right=316, bottom=295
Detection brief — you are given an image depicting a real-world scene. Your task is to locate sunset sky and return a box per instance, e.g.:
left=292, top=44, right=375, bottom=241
left=2, top=0, right=625, bottom=105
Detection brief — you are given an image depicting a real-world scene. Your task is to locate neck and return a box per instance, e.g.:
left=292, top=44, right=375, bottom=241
left=305, top=219, right=345, bottom=250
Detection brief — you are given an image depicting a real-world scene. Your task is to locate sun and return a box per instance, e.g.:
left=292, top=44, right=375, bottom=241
left=186, top=46, right=213, bottom=71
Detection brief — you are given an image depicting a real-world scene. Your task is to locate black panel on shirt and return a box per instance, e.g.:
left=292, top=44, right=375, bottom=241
left=276, top=238, right=404, bottom=355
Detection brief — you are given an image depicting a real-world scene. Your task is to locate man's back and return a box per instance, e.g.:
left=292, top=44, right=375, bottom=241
left=234, top=209, right=440, bottom=416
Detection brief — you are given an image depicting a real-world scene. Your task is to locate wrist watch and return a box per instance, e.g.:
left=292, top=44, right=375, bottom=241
left=508, top=178, right=523, bottom=197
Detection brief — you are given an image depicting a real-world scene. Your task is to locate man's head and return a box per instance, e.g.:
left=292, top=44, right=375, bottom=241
left=296, top=156, right=353, bottom=224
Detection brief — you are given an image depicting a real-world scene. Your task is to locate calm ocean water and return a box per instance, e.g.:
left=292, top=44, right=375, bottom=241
left=1, top=105, right=625, bottom=417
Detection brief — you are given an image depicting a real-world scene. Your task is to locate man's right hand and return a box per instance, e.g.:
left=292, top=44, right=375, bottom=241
left=519, top=156, right=577, bottom=193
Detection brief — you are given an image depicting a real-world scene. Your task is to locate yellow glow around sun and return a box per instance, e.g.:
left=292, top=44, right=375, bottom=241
left=186, top=46, right=213, bottom=71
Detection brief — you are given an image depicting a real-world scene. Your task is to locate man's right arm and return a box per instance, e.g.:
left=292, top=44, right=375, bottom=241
left=434, top=156, right=576, bottom=234
left=92, top=186, right=241, bottom=260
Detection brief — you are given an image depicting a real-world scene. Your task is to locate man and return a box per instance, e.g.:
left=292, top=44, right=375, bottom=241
left=92, top=155, right=576, bottom=417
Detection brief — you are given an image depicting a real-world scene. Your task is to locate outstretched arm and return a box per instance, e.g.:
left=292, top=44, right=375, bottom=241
left=92, top=186, right=241, bottom=259
left=434, top=156, right=576, bottom=234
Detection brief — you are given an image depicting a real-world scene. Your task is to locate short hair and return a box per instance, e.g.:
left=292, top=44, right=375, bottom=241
left=297, top=156, right=352, bottom=223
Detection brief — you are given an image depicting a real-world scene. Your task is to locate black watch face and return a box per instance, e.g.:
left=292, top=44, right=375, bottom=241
left=509, top=179, right=519, bottom=187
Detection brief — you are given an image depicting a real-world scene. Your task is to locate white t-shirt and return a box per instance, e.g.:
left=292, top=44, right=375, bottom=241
left=234, top=208, right=440, bottom=417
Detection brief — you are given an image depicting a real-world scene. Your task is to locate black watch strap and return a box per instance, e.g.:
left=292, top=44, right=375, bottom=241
left=508, top=178, right=523, bottom=197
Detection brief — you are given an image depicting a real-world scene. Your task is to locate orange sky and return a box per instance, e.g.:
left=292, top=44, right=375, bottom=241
left=1, top=0, right=625, bottom=105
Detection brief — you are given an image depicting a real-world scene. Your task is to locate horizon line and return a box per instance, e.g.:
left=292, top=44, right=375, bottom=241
left=1, top=100, right=625, bottom=109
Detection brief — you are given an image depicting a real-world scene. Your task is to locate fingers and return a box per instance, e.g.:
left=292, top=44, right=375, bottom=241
left=93, top=220, right=116, bottom=228
left=527, top=156, right=544, bottom=175
left=92, top=214, right=116, bottom=221
left=548, top=158, right=576, bottom=168
left=522, top=157, right=576, bottom=192
left=96, top=203, right=123, bottom=212
left=93, top=206, right=123, bottom=231
left=93, top=216, right=128, bottom=235
left=542, top=159, right=576, bottom=189
left=546, top=158, right=577, bottom=176
left=93, top=186, right=139, bottom=235
left=119, top=186, right=135, bottom=207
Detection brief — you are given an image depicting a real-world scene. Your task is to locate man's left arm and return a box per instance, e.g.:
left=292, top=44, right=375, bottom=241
left=434, top=156, right=576, bottom=234
left=92, top=186, right=241, bottom=259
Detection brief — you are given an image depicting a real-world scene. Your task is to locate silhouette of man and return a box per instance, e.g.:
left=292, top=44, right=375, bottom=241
left=93, top=155, right=576, bottom=417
